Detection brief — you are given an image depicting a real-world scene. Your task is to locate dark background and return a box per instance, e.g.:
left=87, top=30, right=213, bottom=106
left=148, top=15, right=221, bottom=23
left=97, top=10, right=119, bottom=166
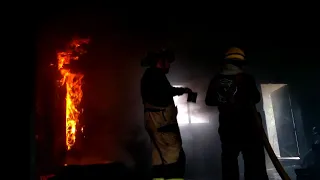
left=35, top=7, right=320, bottom=179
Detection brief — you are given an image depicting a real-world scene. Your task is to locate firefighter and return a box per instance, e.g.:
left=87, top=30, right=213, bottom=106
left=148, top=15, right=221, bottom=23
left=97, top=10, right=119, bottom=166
left=205, top=47, right=269, bottom=180
left=140, top=49, right=192, bottom=180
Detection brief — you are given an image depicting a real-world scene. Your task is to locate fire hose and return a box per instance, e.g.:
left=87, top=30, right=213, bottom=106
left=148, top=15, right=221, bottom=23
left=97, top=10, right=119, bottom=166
left=253, top=108, right=291, bottom=180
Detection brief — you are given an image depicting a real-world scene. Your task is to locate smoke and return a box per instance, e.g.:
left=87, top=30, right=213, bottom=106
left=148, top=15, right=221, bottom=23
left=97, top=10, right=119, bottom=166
left=121, top=123, right=152, bottom=175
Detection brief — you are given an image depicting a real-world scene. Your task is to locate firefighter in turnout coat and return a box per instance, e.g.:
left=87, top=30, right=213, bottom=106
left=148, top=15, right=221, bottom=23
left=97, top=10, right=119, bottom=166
left=205, top=47, right=269, bottom=180
left=140, top=49, right=192, bottom=180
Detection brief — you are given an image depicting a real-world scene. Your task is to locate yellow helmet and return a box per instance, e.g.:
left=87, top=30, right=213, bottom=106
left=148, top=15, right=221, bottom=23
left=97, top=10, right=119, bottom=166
left=225, top=47, right=245, bottom=61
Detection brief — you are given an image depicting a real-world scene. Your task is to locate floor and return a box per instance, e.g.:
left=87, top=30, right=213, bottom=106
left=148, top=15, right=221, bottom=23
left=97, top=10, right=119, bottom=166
left=179, top=123, right=300, bottom=180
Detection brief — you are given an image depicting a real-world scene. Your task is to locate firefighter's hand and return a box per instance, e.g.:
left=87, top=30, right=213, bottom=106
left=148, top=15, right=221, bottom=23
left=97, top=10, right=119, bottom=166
left=184, top=88, right=192, bottom=94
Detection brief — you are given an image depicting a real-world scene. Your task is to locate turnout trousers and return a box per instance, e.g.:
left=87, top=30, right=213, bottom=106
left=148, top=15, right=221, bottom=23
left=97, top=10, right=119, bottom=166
left=219, top=113, right=269, bottom=180
left=144, top=103, right=185, bottom=180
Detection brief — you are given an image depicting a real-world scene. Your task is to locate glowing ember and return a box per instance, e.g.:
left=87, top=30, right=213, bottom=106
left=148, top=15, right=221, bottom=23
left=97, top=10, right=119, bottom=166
left=57, top=38, right=90, bottom=150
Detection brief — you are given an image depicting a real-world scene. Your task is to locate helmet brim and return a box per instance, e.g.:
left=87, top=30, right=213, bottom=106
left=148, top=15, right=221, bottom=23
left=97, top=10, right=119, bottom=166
left=225, top=58, right=248, bottom=66
left=159, top=49, right=175, bottom=63
left=141, top=50, right=175, bottom=67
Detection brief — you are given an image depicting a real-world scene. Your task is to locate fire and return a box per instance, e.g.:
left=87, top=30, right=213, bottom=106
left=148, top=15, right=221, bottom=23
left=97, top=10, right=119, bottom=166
left=57, top=38, right=90, bottom=150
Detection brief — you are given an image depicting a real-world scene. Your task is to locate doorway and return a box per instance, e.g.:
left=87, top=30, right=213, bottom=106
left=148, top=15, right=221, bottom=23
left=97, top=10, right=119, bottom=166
left=261, top=84, right=300, bottom=159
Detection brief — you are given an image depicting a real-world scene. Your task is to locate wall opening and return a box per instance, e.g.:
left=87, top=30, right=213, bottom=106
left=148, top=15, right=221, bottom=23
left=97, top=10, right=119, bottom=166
left=261, top=84, right=300, bottom=159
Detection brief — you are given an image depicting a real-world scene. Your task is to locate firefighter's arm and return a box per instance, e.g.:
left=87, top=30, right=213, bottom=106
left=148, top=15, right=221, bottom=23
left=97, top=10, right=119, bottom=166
left=148, top=70, right=189, bottom=97
left=170, top=86, right=189, bottom=96
left=205, top=77, right=219, bottom=106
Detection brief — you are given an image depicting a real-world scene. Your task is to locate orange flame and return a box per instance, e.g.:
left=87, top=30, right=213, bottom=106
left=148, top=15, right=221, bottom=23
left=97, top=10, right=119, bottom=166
left=57, top=38, right=90, bottom=150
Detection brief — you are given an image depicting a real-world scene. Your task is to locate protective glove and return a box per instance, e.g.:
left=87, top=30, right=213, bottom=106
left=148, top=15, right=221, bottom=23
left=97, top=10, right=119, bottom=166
left=184, top=87, right=192, bottom=94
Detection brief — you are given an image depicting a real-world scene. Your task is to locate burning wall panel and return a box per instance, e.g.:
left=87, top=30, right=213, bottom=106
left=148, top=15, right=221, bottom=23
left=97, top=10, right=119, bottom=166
left=56, top=38, right=90, bottom=153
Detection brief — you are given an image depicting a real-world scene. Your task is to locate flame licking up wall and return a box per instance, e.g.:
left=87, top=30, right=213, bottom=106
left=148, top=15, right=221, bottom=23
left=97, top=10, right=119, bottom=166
left=57, top=38, right=90, bottom=150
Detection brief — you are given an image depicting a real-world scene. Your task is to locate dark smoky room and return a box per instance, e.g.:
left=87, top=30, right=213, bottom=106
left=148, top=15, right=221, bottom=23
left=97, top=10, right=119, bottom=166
left=34, top=7, right=320, bottom=180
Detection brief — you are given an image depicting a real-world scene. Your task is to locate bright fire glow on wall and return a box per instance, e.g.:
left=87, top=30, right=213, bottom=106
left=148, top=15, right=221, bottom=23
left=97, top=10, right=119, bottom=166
left=173, top=85, right=209, bottom=125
